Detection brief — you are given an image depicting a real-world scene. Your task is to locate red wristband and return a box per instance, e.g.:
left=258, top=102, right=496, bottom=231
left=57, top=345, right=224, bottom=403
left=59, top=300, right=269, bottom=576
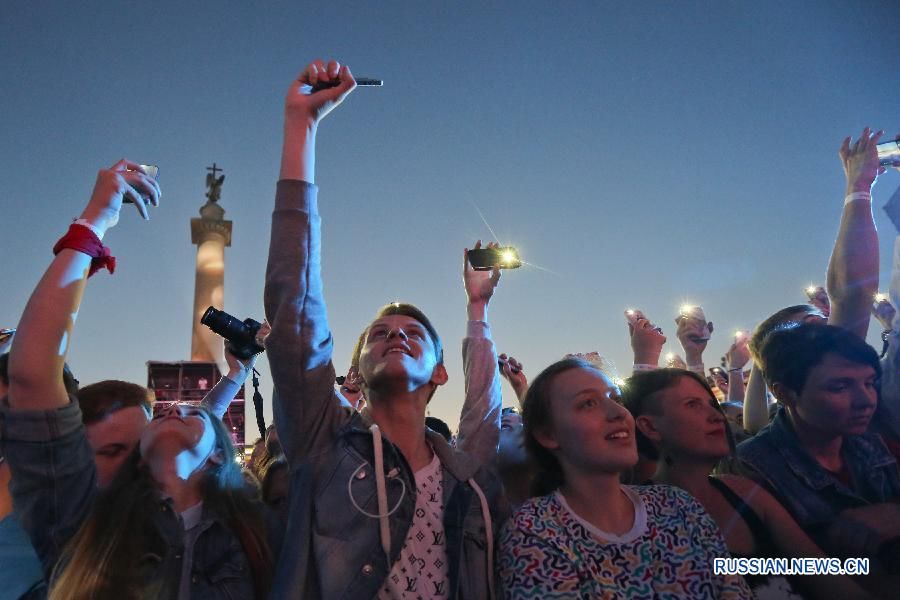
left=52, top=224, right=116, bottom=277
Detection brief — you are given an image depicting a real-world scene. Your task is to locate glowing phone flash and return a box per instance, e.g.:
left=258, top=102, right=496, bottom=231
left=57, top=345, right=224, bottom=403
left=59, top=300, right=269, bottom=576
left=875, top=293, right=889, bottom=303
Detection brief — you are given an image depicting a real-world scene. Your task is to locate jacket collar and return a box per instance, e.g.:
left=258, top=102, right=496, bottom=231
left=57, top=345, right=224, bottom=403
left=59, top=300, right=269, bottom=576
left=770, top=407, right=895, bottom=492
left=346, top=410, right=481, bottom=482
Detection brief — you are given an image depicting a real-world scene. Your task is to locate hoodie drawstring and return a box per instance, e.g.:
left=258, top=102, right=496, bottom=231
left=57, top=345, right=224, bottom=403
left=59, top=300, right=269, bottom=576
left=371, top=423, right=392, bottom=565
left=468, top=477, right=495, bottom=600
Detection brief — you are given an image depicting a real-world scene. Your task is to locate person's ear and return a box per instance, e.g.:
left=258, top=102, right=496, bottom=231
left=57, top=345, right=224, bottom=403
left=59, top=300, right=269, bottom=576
left=430, top=363, right=448, bottom=386
left=770, top=382, right=796, bottom=407
left=532, top=426, right=560, bottom=451
left=635, top=415, right=663, bottom=443
left=208, top=448, right=225, bottom=466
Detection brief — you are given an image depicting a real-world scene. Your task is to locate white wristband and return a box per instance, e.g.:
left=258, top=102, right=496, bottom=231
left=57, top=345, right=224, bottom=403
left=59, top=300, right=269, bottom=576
left=632, top=364, right=657, bottom=372
left=73, top=219, right=105, bottom=240
left=844, top=191, right=871, bottom=206
left=687, top=363, right=705, bottom=374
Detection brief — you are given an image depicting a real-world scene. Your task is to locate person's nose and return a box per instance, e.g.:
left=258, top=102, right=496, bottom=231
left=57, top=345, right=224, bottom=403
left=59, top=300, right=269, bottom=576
left=387, top=328, right=408, bottom=341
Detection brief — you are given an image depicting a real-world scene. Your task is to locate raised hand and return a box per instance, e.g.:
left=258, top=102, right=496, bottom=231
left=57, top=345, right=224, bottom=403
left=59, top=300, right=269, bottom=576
left=285, top=59, right=357, bottom=127
left=725, top=334, right=751, bottom=371
left=872, top=297, right=897, bottom=331
left=79, top=160, right=161, bottom=233
left=675, top=311, right=712, bottom=366
left=839, top=127, right=887, bottom=194
left=463, top=240, right=502, bottom=320
left=628, top=311, right=666, bottom=366
left=498, top=353, right=528, bottom=403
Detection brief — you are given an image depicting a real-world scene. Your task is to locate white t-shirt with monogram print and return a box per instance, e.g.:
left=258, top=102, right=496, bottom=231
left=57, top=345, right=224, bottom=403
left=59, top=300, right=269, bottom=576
left=378, top=453, right=450, bottom=599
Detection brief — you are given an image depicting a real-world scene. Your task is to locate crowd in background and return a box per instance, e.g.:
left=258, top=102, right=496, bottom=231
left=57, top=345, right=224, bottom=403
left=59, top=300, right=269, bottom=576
left=1, top=59, right=900, bottom=599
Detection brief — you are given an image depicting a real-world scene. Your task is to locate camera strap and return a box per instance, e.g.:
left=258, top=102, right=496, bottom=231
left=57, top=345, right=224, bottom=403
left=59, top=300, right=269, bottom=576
left=53, top=224, right=116, bottom=277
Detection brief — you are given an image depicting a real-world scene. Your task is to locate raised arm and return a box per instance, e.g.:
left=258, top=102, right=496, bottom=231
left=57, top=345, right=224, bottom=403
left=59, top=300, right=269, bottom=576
left=498, top=353, right=528, bottom=406
left=742, top=363, right=770, bottom=434
left=675, top=310, right=711, bottom=376
left=724, top=333, right=750, bottom=405
left=627, top=309, right=666, bottom=374
left=4, top=160, right=159, bottom=574
left=9, top=161, right=159, bottom=409
left=456, top=241, right=503, bottom=465
left=263, top=60, right=356, bottom=466
left=827, top=128, right=886, bottom=338
left=201, top=341, right=265, bottom=419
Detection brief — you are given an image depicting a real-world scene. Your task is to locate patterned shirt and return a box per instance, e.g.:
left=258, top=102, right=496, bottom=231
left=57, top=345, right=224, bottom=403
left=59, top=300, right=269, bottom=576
left=499, top=484, right=752, bottom=599
left=379, top=453, right=450, bottom=599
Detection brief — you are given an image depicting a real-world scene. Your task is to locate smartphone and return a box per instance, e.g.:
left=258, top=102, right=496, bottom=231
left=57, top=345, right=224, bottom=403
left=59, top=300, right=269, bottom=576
left=0, top=327, right=14, bottom=344
left=467, top=246, right=522, bottom=271
left=123, top=164, right=159, bottom=204
left=624, top=309, right=642, bottom=326
left=877, top=139, right=900, bottom=167
left=709, top=367, right=726, bottom=379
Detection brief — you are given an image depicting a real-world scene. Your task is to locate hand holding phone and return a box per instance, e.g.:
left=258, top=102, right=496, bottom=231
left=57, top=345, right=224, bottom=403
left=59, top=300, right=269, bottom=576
left=122, top=164, right=159, bottom=204
left=467, top=246, right=522, bottom=271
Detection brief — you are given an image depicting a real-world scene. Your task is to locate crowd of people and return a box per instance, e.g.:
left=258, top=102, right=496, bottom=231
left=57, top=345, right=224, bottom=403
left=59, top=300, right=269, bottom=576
left=1, top=58, right=899, bottom=599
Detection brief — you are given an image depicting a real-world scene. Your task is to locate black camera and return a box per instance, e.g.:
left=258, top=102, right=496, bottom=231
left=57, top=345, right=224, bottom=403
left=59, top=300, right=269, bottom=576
left=200, top=306, right=265, bottom=359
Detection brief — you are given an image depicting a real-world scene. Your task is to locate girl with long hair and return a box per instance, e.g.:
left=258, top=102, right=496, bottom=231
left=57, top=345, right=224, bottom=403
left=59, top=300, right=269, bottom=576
left=2, top=160, right=274, bottom=599
left=499, top=358, right=751, bottom=598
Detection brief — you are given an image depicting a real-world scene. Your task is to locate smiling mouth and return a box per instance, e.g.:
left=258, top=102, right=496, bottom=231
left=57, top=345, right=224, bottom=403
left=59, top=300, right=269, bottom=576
left=384, top=347, right=411, bottom=357
left=605, top=431, right=630, bottom=441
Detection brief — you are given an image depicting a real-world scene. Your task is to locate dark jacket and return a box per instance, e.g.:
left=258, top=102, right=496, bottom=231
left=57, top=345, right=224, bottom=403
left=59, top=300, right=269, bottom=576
left=0, top=398, right=274, bottom=599
left=737, top=406, right=900, bottom=547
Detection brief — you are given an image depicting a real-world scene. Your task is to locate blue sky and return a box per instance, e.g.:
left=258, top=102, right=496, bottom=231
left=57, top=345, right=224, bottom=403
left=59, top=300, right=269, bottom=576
left=2, top=1, right=899, bottom=431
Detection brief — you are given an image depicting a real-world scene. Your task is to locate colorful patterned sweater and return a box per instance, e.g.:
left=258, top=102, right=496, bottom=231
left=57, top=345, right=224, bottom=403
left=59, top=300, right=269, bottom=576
left=499, top=485, right=752, bottom=599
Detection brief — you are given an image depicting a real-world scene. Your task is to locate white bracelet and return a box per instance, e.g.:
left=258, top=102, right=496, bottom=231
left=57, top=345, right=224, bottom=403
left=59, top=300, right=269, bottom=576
left=687, top=363, right=705, bottom=374
left=73, top=219, right=105, bottom=240
left=844, top=191, right=871, bottom=206
left=632, top=364, right=657, bottom=372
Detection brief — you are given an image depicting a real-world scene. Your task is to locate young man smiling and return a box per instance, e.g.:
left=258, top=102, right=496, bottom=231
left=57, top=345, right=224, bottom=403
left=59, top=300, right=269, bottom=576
left=264, top=59, right=506, bottom=599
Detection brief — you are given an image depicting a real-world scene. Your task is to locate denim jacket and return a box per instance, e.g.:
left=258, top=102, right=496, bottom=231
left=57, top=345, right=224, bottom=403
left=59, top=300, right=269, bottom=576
left=264, top=180, right=508, bottom=599
left=737, top=406, right=900, bottom=546
left=0, top=398, right=271, bottom=600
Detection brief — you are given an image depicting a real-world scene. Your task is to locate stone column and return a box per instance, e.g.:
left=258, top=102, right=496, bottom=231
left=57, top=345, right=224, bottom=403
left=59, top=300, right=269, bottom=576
left=190, top=200, right=231, bottom=366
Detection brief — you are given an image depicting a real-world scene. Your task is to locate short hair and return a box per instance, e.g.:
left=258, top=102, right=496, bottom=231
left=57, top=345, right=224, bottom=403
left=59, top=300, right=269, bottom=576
left=0, top=353, right=79, bottom=395
left=622, top=369, right=723, bottom=461
left=349, top=330, right=367, bottom=369
left=425, top=416, right=452, bottom=442
left=76, top=380, right=154, bottom=425
left=364, top=302, right=443, bottom=364
left=758, top=323, right=881, bottom=395
left=750, top=304, right=821, bottom=360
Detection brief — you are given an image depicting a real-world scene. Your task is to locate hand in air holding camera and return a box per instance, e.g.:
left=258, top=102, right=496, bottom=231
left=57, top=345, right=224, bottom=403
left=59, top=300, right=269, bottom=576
left=627, top=311, right=666, bottom=366
left=675, top=313, right=712, bottom=366
left=286, top=59, right=357, bottom=127
left=725, top=335, right=751, bottom=372
left=224, top=320, right=271, bottom=381
left=78, top=160, right=161, bottom=235
left=873, top=297, right=897, bottom=331
left=464, top=240, right=502, bottom=321
left=806, top=286, right=831, bottom=318
left=839, top=127, right=888, bottom=193
left=498, top=353, right=528, bottom=403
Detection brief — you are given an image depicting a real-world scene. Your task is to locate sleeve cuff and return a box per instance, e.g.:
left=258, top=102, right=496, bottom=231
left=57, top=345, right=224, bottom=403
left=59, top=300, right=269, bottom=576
left=466, top=320, right=492, bottom=340
left=275, top=180, right=318, bottom=214
left=0, top=394, right=84, bottom=442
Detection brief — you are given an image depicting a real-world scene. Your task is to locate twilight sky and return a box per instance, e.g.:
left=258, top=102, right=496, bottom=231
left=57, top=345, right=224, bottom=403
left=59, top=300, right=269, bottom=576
left=2, top=1, right=899, bottom=433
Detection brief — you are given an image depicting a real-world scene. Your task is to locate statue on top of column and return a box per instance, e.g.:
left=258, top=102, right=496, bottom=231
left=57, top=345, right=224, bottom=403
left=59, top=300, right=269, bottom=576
left=205, top=162, right=225, bottom=204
